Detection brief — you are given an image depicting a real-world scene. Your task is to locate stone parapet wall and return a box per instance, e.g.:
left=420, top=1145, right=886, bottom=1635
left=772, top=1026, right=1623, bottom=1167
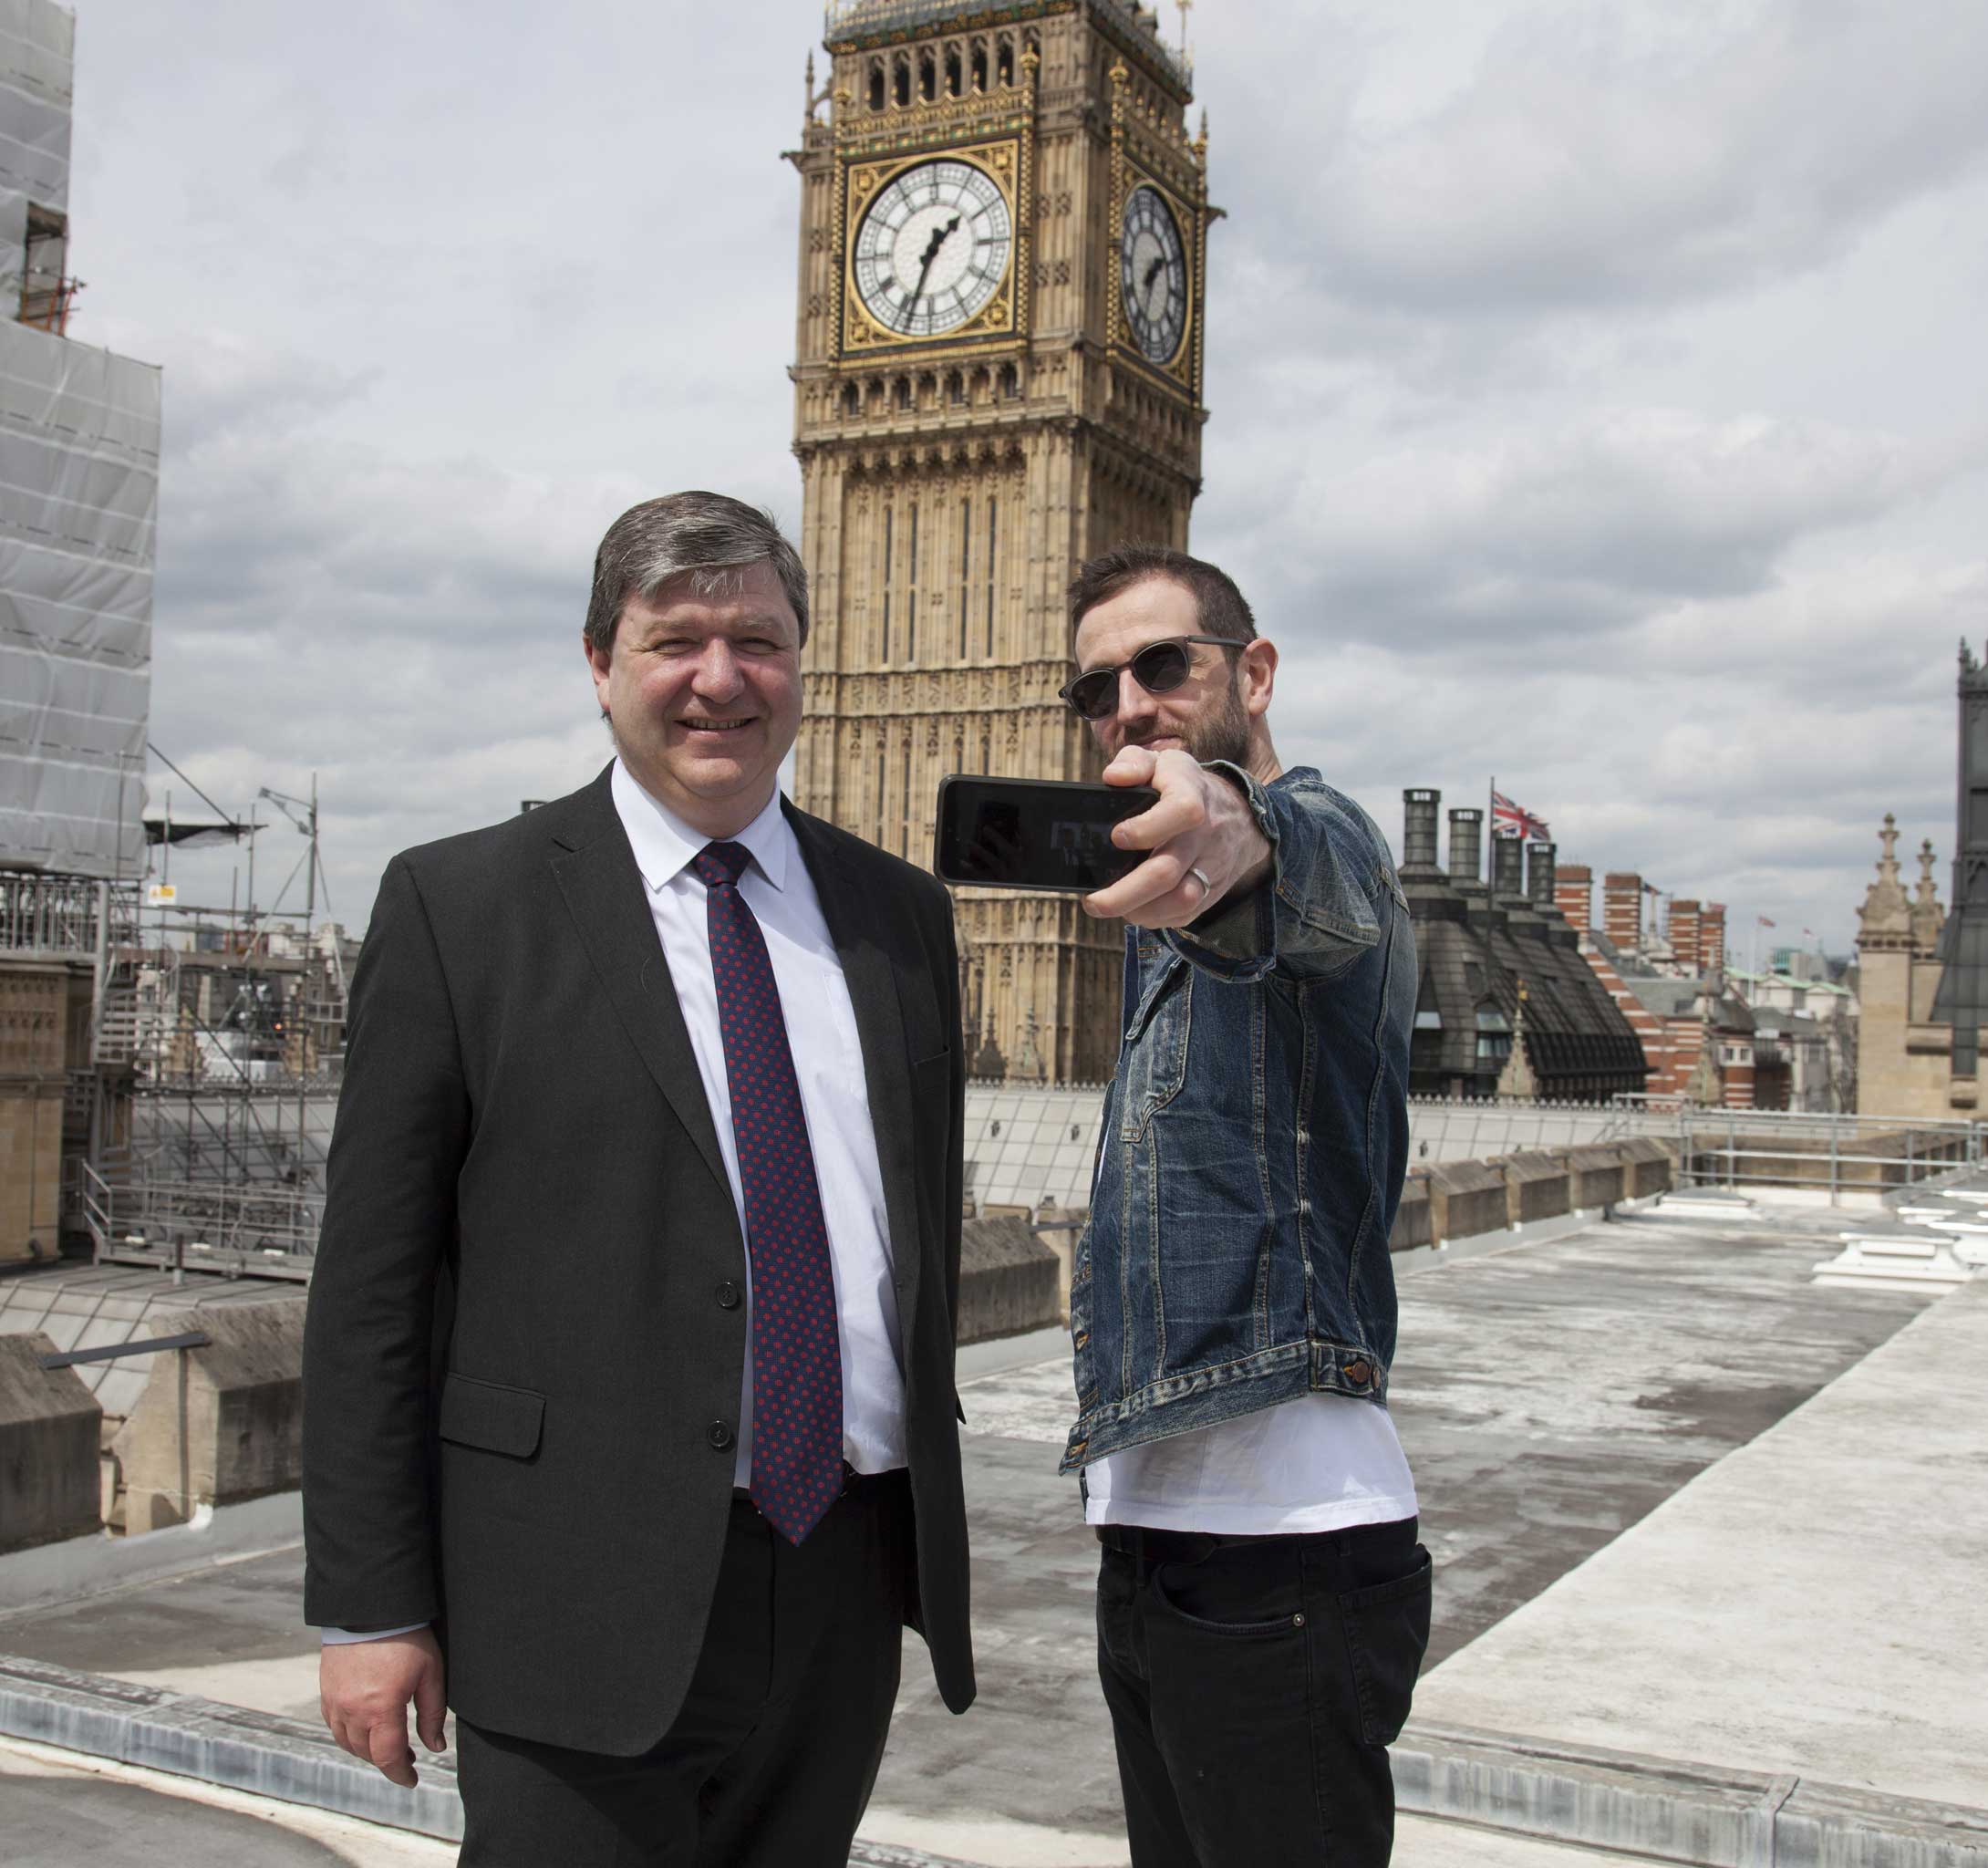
left=1502, top=1151, right=1572, bottom=1227
left=1426, top=1159, right=1511, bottom=1243
left=0, top=1333, right=101, bottom=1552
left=1564, top=1144, right=1629, bottom=1209
left=109, top=1302, right=305, bottom=1534
left=957, top=1214, right=1062, bottom=1344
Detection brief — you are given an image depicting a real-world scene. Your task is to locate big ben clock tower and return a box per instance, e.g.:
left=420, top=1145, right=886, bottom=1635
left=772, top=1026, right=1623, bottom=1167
left=786, top=0, right=1213, bottom=1084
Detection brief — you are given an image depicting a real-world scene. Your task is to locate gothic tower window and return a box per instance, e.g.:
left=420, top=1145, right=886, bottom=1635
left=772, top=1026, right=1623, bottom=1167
left=971, top=41, right=988, bottom=91
left=945, top=47, right=962, bottom=97
left=985, top=495, right=999, bottom=657
left=958, top=499, right=971, bottom=659
left=893, top=56, right=910, bottom=107
left=997, top=362, right=1019, bottom=399
left=842, top=382, right=861, bottom=418
left=868, top=60, right=885, bottom=111
left=906, top=500, right=919, bottom=663
left=919, top=52, right=936, bottom=101
left=880, top=504, right=894, bottom=664
left=997, top=36, right=1014, bottom=86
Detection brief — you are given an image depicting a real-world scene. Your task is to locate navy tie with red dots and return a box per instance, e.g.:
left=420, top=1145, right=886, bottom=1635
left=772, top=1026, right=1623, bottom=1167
left=693, top=839, right=844, bottom=1544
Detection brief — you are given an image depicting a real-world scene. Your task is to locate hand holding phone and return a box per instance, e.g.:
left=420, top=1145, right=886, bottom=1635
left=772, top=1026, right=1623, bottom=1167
left=1077, top=747, right=1276, bottom=929
left=933, top=776, right=1161, bottom=893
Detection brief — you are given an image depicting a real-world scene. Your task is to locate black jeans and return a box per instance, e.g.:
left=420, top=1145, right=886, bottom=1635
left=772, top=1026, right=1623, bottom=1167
left=1096, top=1515, right=1432, bottom=1867
left=456, top=1474, right=909, bottom=1867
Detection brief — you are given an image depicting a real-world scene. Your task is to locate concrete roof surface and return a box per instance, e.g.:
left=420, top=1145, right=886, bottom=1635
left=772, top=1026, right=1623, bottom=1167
left=1, top=1199, right=1980, bottom=1864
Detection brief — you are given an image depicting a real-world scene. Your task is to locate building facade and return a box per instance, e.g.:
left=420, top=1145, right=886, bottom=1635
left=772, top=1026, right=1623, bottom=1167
left=1, top=2, right=161, bottom=1262
left=785, top=0, right=1212, bottom=1082
left=1397, top=790, right=1649, bottom=1102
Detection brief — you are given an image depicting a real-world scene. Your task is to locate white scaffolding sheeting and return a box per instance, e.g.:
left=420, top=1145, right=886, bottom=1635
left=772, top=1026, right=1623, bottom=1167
left=0, top=321, right=160, bottom=877
left=0, top=0, right=72, bottom=296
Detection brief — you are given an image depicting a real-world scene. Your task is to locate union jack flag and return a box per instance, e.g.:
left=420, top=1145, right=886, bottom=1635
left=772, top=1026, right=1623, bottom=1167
left=1490, top=789, right=1551, bottom=841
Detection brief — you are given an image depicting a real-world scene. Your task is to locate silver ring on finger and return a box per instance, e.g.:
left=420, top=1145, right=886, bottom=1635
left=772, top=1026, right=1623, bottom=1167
left=1188, top=865, right=1212, bottom=897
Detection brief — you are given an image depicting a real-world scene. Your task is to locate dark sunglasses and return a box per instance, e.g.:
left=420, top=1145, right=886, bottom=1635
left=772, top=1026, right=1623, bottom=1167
left=1059, top=636, right=1247, bottom=721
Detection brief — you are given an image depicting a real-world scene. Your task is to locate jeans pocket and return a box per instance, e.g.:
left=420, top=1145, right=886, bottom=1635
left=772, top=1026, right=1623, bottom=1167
left=1149, top=1558, right=1306, bottom=1641
left=1338, top=1544, right=1433, bottom=1746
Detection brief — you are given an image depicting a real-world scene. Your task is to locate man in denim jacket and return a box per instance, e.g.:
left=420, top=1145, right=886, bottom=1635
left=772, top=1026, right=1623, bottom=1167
left=1057, top=545, right=1433, bottom=1866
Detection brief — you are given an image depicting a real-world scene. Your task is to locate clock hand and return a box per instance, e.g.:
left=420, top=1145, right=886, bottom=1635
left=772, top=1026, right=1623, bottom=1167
left=1143, top=254, right=1166, bottom=294
left=905, top=213, right=964, bottom=327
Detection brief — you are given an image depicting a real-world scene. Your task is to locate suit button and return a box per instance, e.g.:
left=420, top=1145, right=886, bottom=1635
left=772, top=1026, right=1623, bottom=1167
left=716, top=1281, right=741, bottom=1310
left=708, top=1420, right=734, bottom=1450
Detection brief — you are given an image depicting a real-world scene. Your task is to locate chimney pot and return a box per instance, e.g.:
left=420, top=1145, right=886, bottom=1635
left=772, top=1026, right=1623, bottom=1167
left=1448, top=808, right=1484, bottom=886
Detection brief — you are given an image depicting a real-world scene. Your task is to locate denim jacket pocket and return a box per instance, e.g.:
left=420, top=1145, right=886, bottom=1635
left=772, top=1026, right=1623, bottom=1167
left=1119, top=953, right=1192, bottom=1139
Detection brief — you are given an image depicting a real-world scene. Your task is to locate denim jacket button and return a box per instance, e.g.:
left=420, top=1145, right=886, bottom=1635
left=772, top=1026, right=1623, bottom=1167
left=1342, top=1360, right=1372, bottom=1386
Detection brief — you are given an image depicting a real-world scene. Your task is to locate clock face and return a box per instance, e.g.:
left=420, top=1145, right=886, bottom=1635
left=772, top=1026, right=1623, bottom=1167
left=853, top=159, right=1014, bottom=339
left=1121, top=184, right=1188, bottom=366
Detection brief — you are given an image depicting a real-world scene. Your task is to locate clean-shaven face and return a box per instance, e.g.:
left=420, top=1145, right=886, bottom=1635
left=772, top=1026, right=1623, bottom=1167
left=585, top=560, right=803, bottom=838
left=1072, top=576, right=1251, bottom=768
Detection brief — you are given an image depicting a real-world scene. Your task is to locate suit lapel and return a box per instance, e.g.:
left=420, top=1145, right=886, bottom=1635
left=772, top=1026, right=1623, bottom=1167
left=786, top=804, right=925, bottom=1334
left=548, top=769, right=732, bottom=1202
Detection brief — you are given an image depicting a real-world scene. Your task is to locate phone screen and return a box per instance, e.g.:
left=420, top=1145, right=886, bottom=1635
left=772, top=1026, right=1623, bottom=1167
left=933, top=776, right=1159, bottom=892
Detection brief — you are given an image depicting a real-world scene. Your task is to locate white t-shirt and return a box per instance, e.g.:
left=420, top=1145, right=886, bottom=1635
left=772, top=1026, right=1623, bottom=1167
left=1084, top=1393, right=1417, bottom=1535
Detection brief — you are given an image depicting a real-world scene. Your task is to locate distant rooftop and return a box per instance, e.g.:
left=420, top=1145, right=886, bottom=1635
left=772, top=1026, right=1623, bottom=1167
left=824, top=0, right=1191, bottom=90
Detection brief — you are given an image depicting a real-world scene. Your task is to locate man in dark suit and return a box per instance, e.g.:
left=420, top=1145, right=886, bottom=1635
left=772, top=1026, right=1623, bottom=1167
left=303, top=492, right=974, bottom=1866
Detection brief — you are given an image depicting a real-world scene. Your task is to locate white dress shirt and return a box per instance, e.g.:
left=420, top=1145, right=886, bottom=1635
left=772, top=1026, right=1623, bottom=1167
left=610, top=760, right=906, bottom=1485
left=320, top=765, right=906, bottom=1644
left=1084, top=1394, right=1418, bottom=1536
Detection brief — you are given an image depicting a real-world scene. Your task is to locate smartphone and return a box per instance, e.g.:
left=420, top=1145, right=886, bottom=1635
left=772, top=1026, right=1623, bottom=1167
left=933, top=775, right=1160, bottom=893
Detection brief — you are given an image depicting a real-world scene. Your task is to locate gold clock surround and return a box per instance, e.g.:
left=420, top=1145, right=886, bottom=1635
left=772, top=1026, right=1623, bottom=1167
left=1116, top=168, right=1194, bottom=377
left=842, top=140, right=1022, bottom=354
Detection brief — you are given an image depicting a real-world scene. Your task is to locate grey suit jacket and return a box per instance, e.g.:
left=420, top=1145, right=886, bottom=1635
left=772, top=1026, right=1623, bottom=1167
left=301, top=764, right=974, bottom=1755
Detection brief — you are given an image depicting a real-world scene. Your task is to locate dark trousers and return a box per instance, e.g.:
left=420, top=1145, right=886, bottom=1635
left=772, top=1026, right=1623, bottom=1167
left=1096, top=1515, right=1432, bottom=1868
left=456, top=1474, right=909, bottom=1868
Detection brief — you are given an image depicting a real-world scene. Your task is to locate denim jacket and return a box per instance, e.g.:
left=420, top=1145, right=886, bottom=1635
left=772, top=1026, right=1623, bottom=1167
left=1061, top=765, right=1415, bottom=1475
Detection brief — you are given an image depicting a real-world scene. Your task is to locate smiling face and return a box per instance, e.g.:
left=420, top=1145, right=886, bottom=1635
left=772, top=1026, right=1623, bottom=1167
left=1072, top=575, right=1275, bottom=770
left=585, top=559, right=803, bottom=839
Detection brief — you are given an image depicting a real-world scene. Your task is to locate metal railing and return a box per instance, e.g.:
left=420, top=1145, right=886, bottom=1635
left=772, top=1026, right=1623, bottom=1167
left=83, top=1160, right=320, bottom=1282
left=1667, top=1105, right=1984, bottom=1202
left=0, top=872, right=128, bottom=958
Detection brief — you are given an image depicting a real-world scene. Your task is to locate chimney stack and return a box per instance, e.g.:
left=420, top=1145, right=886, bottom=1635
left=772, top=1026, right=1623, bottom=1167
left=1670, top=898, right=1703, bottom=972
left=1556, top=863, right=1593, bottom=932
left=1401, top=789, right=1442, bottom=875
left=1603, top=872, right=1644, bottom=952
left=1702, top=902, right=1727, bottom=974
left=1492, top=833, right=1527, bottom=900
left=1527, top=841, right=1558, bottom=908
left=1448, top=808, right=1484, bottom=887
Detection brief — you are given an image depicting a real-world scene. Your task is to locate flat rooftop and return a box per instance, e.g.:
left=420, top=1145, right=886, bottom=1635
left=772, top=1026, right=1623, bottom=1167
left=3, top=1198, right=1981, bottom=1865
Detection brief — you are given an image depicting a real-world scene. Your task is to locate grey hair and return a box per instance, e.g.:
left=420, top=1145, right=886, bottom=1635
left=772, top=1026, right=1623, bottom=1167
left=584, top=492, right=810, bottom=655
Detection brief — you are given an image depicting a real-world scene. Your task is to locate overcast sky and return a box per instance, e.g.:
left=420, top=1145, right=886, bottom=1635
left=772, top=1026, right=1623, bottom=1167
left=67, top=0, right=1988, bottom=957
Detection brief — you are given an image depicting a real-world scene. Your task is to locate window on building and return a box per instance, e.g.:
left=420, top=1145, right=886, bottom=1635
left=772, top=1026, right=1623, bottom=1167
left=880, top=505, right=893, bottom=664
left=919, top=53, right=936, bottom=100
left=906, top=501, right=919, bottom=663
left=986, top=496, right=999, bottom=657
left=997, top=36, right=1014, bottom=86
left=1410, top=977, right=1444, bottom=1084
left=894, top=57, right=911, bottom=108
left=959, top=499, right=972, bottom=659
left=868, top=62, right=885, bottom=111
left=946, top=48, right=962, bottom=96
left=972, top=42, right=989, bottom=90
left=1475, top=1002, right=1513, bottom=1068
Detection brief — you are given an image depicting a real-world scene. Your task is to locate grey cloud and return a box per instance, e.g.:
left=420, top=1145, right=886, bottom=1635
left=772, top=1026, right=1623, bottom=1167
left=1213, top=408, right=1941, bottom=652
left=1221, top=0, right=1988, bottom=320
